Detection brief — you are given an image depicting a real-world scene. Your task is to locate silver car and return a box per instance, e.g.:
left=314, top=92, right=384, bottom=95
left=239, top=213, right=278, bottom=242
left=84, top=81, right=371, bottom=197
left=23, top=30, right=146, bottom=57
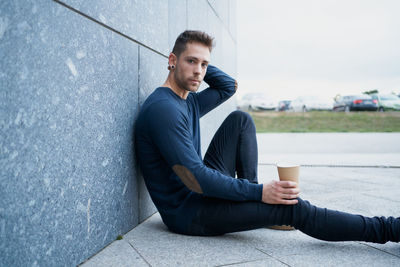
left=237, top=93, right=276, bottom=111
left=289, top=95, right=334, bottom=112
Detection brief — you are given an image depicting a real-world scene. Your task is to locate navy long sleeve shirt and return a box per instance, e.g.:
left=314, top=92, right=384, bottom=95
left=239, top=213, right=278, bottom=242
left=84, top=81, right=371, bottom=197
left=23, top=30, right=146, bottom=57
left=135, top=65, right=263, bottom=233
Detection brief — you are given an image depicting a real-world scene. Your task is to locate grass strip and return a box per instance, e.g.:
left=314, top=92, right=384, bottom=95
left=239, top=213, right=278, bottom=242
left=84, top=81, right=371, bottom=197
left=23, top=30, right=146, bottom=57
left=250, top=111, right=400, bottom=132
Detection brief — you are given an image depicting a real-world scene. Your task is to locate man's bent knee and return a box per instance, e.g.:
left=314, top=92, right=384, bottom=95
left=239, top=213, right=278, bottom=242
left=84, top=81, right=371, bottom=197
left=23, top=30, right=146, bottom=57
left=227, top=110, right=254, bottom=126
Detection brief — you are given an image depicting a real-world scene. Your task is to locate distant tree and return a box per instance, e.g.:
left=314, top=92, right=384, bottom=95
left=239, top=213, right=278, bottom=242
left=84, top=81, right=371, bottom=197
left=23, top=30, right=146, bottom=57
left=363, top=89, right=379, bottom=95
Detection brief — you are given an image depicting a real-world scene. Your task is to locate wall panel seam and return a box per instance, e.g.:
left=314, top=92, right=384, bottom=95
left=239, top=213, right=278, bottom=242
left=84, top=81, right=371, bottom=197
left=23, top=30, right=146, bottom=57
left=206, top=0, right=236, bottom=43
left=53, top=0, right=169, bottom=59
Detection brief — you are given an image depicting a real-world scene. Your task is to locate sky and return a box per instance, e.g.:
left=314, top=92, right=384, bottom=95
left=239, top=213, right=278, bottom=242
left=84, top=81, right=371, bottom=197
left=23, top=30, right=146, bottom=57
left=236, top=0, right=400, bottom=101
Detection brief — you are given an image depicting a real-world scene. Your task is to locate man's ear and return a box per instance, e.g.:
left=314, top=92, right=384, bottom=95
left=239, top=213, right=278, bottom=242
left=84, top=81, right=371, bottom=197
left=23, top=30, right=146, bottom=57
left=168, top=53, right=177, bottom=69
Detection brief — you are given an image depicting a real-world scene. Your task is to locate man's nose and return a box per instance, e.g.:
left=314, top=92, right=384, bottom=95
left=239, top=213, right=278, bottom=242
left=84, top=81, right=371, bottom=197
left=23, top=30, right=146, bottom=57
left=193, top=64, right=202, bottom=74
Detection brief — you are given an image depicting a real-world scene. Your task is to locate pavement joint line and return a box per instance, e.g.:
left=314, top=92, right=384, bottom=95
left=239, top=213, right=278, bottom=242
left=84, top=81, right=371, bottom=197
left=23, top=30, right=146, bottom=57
left=214, top=257, right=283, bottom=267
left=357, top=242, right=400, bottom=259
left=77, top=239, right=123, bottom=266
left=254, top=247, right=292, bottom=267
left=126, top=241, right=153, bottom=267
left=259, top=163, right=400, bottom=168
left=361, top=192, right=400, bottom=203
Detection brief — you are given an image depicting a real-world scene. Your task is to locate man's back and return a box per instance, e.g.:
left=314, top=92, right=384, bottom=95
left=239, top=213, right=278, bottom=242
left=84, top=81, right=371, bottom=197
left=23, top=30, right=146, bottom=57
left=135, top=86, right=202, bottom=230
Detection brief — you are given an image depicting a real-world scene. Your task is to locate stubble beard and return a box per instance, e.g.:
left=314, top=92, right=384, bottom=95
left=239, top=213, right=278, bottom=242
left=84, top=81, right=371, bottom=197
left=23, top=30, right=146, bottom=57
left=174, top=69, right=201, bottom=93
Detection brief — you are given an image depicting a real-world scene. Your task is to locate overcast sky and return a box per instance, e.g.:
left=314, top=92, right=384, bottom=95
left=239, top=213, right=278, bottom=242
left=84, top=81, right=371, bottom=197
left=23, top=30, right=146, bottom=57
left=237, top=0, right=400, bottom=101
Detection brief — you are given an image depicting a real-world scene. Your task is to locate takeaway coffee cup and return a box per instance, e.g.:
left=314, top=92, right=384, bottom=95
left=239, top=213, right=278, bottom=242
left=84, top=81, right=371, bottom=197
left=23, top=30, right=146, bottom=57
left=268, top=163, right=300, bottom=231
left=277, top=163, right=300, bottom=187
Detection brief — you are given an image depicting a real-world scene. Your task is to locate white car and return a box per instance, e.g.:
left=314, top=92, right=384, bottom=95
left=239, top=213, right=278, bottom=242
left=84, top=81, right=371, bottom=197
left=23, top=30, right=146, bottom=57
left=289, top=95, right=334, bottom=112
left=370, top=94, right=400, bottom=111
left=237, top=93, right=276, bottom=111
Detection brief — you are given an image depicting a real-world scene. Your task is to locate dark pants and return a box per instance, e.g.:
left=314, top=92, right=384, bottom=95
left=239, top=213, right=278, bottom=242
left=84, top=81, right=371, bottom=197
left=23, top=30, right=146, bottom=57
left=189, top=110, right=399, bottom=243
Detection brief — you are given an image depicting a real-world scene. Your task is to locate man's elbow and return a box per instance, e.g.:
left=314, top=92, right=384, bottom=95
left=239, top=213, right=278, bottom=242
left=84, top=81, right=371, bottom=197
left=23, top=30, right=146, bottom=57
left=172, top=164, right=203, bottom=194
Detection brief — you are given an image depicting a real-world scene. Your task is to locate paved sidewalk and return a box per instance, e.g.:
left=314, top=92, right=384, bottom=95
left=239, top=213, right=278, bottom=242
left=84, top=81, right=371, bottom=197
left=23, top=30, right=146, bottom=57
left=80, top=134, right=400, bottom=266
left=257, top=133, right=400, bottom=168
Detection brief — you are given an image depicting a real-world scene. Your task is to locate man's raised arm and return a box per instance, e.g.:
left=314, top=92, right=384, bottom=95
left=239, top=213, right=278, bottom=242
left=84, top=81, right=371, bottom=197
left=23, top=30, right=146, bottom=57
left=196, top=65, right=237, bottom=117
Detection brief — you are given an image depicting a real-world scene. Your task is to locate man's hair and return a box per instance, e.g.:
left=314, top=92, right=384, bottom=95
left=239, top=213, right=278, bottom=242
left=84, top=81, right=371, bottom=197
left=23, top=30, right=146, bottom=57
left=172, top=30, right=214, bottom=57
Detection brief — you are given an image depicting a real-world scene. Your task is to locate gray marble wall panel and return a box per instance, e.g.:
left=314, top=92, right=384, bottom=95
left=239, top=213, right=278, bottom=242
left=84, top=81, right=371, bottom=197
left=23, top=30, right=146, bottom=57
left=168, top=0, right=188, bottom=51
left=208, top=5, right=224, bottom=67
left=61, top=0, right=169, bottom=55
left=0, top=1, right=139, bottom=266
left=208, top=0, right=230, bottom=28
left=199, top=4, right=237, bottom=155
left=187, top=0, right=210, bottom=33
left=137, top=46, right=168, bottom=222
left=229, top=0, right=237, bottom=41
left=1, top=0, right=236, bottom=265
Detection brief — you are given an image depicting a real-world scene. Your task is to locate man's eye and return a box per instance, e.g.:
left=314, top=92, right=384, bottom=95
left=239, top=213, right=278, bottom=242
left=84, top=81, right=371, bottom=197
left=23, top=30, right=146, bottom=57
left=202, top=63, right=208, bottom=68
left=188, top=59, right=195, bottom=64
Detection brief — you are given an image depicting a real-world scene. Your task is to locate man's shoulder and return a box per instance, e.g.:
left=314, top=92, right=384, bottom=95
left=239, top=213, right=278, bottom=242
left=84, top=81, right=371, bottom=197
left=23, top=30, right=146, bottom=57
left=141, top=87, right=172, bottom=109
left=139, top=88, right=184, bottom=122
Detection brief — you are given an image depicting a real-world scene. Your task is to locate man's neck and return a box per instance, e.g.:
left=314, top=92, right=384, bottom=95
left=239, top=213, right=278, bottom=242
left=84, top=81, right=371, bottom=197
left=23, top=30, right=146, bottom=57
left=162, top=75, right=189, bottom=100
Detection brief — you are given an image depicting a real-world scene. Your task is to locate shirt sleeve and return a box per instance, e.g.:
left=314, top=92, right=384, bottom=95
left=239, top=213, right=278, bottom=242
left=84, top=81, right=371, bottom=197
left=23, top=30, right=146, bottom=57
left=196, top=65, right=237, bottom=117
left=148, top=101, right=262, bottom=202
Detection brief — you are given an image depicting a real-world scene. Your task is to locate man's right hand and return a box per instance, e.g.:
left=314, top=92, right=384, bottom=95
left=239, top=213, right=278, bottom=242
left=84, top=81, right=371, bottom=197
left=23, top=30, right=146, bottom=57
left=261, top=180, right=300, bottom=205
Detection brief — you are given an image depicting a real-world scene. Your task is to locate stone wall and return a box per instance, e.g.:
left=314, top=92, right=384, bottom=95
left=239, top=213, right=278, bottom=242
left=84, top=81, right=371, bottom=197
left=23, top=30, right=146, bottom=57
left=0, top=0, right=237, bottom=265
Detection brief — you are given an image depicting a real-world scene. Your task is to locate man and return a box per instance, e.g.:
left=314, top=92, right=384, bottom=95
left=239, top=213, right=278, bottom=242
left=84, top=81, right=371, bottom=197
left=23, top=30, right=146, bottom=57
left=135, top=30, right=399, bottom=242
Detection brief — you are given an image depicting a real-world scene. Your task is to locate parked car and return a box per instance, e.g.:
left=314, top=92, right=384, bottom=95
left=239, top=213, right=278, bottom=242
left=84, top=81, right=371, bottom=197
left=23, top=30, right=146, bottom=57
left=333, top=94, right=378, bottom=112
left=276, top=100, right=291, bottom=111
left=289, top=95, right=334, bottom=112
left=370, top=94, right=400, bottom=111
left=237, top=93, right=276, bottom=111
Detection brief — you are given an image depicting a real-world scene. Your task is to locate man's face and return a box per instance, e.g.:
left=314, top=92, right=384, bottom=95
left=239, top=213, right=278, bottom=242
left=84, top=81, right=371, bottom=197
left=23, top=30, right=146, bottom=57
left=173, top=42, right=210, bottom=93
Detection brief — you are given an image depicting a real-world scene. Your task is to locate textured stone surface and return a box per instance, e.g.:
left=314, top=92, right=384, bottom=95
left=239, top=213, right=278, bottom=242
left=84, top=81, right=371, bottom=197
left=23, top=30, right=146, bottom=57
left=229, top=0, right=237, bottom=41
left=259, top=153, right=400, bottom=167
left=168, top=0, right=187, bottom=51
left=61, top=0, right=169, bottom=55
left=1, top=0, right=237, bottom=265
left=257, top=133, right=400, bottom=154
left=0, top=1, right=139, bottom=266
left=252, top=229, right=400, bottom=267
left=124, top=213, right=269, bottom=267
left=137, top=46, right=168, bottom=223
left=187, top=0, right=210, bottom=33
left=138, top=47, right=168, bottom=107
left=258, top=133, right=400, bottom=167
left=79, top=239, right=148, bottom=267
left=199, top=4, right=237, bottom=155
left=208, top=0, right=230, bottom=28
left=228, top=259, right=287, bottom=267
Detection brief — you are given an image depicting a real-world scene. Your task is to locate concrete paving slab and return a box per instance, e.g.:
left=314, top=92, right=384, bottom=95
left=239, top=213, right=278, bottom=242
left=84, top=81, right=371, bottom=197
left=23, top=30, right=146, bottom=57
left=79, top=239, right=148, bottom=267
left=124, top=213, right=270, bottom=267
left=257, top=133, right=400, bottom=154
left=259, top=165, right=400, bottom=217
left=219, top=257, right=287, bottom=267
left=258, top=153, right=400, bottom=167
left=360, top=242, right=400, bottom=258
left=271, top=243, right=400, bottom=267
left=257, top=133, right=400, bottom=167
left=240, top=228, right=400, bottom=267
left=83, top=144, right=400, bottom=266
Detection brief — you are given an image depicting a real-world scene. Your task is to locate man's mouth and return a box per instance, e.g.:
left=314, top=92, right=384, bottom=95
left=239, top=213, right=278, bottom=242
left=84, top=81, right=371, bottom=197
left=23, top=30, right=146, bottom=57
left=190, top=79, right=200, bottom=84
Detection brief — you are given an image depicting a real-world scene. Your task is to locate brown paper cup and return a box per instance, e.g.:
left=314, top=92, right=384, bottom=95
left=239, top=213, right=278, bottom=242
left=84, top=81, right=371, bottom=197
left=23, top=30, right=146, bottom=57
left=277, top=164, right=300, bottom=186
left=268, top=164, right=300, bottom=231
